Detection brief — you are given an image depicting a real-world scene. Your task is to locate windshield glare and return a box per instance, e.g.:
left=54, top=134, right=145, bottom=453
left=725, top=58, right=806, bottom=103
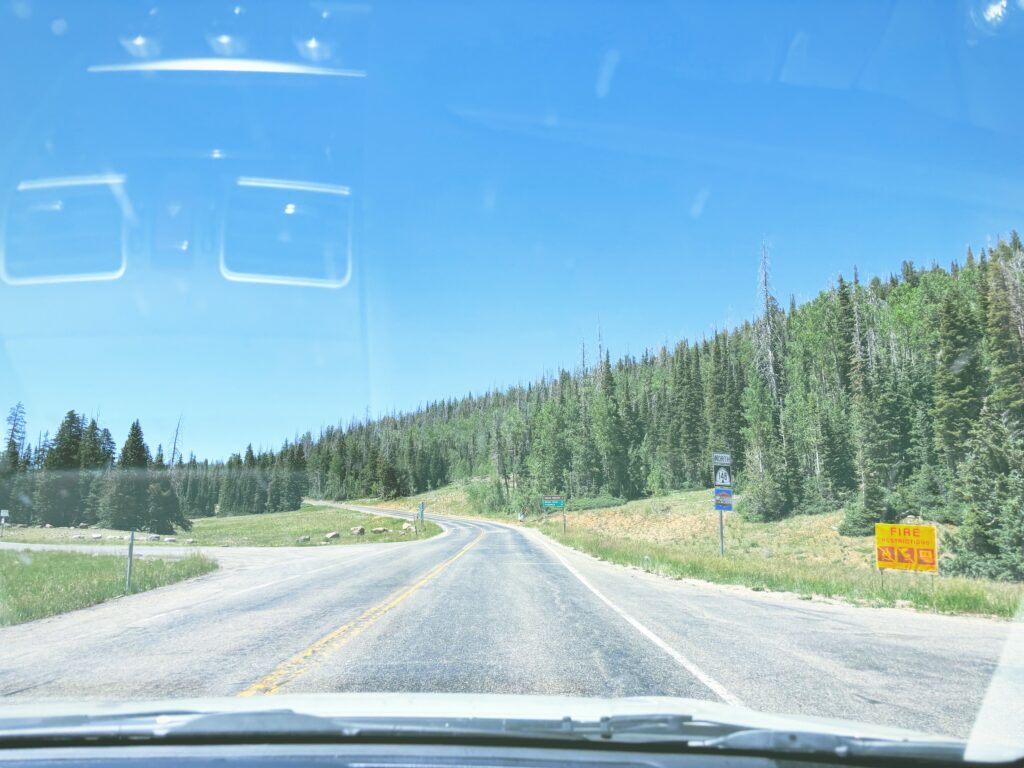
left=1, top=0, right=1023, bottom=764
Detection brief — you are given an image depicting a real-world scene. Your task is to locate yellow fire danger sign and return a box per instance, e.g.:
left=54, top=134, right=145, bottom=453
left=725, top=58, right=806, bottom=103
left=874, top=523, right=938, bottom=573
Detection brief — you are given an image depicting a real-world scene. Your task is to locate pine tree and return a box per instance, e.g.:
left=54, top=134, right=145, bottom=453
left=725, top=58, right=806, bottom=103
left=0, top=403, right=26, bottom=518
left=592, top=352, right=629, bottom=497
left=933, top=292, right=985, bottom=471
left=146, top=448, right=188, bottom=534
left=100, top=420, right=151, bottom=530
left=984, top=250, right=1024, bottom=430
left=835, top=275, right=855, bottom=391
left=740, top=246, right=799, bottom=520
left=35, top=410, right=85, bottom=526
left=948, top=403, right=1024, bottom=580
left=680, top=344, right=708, bottom=485
left=77, top=418, right=109, bottom=525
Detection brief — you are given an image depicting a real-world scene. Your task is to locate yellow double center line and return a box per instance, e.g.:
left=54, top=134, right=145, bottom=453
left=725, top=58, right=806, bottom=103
left=238, top=526, right=485, bottom=697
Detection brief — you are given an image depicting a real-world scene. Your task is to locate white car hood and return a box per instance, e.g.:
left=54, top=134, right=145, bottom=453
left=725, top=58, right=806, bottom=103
left=0, top=692, right=957, bottom=743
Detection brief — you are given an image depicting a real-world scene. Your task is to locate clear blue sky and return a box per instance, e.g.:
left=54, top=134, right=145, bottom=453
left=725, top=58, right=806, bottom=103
left=2, top=0, right=1023, bottom=460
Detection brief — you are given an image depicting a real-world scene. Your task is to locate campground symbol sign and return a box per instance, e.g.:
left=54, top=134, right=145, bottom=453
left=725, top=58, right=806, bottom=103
left=874, top=523, right=938, bottom=573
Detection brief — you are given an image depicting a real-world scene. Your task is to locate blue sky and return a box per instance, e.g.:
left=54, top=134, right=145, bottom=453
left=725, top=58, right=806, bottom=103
left=2, top=0, right=1023, bottom=459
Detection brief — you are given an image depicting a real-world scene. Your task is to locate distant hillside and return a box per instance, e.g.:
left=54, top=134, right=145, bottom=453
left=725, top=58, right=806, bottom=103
left=296, top=236, right=1024, bottom=579
left=4, top=235, right=1022, bottom=579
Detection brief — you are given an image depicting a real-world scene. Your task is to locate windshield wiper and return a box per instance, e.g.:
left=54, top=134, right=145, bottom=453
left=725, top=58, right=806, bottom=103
left=703, top=728, right=966, bottom=762
left=0, top=709, right=968, bottom=764
left=512, top=716, right=967, bottom=761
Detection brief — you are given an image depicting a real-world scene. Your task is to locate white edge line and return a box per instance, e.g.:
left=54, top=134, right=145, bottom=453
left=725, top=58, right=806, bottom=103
left=87, top=58, right=366, bottom=78
left=528, top=529, right=743, bottom=707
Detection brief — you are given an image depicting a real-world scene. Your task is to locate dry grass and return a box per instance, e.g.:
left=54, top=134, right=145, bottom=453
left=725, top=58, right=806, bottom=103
left=556, top=491, right=882, bottom=570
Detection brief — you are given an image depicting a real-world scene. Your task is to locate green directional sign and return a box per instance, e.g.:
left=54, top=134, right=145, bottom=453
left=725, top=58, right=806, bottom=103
left=542, top=495, right=565, bottom=509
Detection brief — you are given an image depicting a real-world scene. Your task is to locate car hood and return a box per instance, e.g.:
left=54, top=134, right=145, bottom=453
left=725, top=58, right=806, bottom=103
left=0, top=692, right=955, bottom=743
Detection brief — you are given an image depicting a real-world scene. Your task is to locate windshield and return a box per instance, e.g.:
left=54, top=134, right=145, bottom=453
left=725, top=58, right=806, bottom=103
left=1, top=0, right=1023, bottom=763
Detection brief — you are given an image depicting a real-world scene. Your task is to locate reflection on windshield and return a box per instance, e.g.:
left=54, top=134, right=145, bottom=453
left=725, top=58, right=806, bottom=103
left=0, top=0, right=1022, bottom=760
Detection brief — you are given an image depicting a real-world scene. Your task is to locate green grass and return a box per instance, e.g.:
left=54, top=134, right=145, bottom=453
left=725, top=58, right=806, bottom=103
left=363, top=483, right=1024, bottom=618
left=0, top=550, right=218, bottom=626
left=542, top=526, right=1024, bottom=618
left=185, top=504, right=442, bottom=547
left=0, top=504, right=441, bottom=548
left=352, top=483, right=481, bottom=518
left=566, top=495, right=626, bottom=512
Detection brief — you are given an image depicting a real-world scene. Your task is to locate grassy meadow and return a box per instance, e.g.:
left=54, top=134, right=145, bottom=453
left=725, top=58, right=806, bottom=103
left=0, top=504, right=441, bottom=548
left=0, top=550, right=217, bottom=626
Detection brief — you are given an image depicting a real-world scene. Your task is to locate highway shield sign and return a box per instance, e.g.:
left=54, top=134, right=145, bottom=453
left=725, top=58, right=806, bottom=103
left=874, top=523, right=938, bottom=573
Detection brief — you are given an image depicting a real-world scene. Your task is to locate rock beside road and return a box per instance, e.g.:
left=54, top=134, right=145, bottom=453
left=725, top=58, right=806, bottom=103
left=147, top=534, right=160, bottom=541
left=297, top=535, right=311, bottom=543
left=371, top=527, right=389, bottom=534
left=163, top=536, right=176, bottom=543
left=401, top=522, right=414, bottom=531
left=350, top=526, right=365, bottom=536
left=325, top=531, right=340, bottom=540
left=91, top=534, right=102, bottom=540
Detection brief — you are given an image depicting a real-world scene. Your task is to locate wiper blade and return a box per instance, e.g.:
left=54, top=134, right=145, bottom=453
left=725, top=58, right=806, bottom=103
left=502, top=716, right=968, bottom=762
left=546, top=714, right=739, bottom=742
left=704, top=729, right=966, bottom=761
left=0, top=709, right=968, bottom=763
left=0, top=711, right=588, bottom=746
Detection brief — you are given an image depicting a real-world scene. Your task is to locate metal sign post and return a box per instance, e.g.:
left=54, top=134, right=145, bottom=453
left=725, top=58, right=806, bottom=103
left=125, top=529, right=135, bottom=594
left=418, top=501, right=425, bottom=525
left=719, top=508, right=724, bottom=556
left=712, top=453, right=732, bottom=556
left=542, top=495, right=566, bottom=533
left=0, top=509, right=8, bottom=538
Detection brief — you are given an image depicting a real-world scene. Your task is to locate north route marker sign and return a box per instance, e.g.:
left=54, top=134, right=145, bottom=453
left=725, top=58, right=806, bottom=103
left=874, top=523, right=938, bottom=573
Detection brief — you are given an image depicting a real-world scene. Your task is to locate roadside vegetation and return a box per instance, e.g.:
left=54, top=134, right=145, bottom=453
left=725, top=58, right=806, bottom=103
left=3, top=235, right=1022, bottom=578
left=0, top=504, right=441, bottom=548
left=0, top=550, right=217, bottom=626
left=182, top=504, right=440, bottom=547
left=361, top=484, right=1024, bottom=618
left=309, top=238, right=1024, bottom=581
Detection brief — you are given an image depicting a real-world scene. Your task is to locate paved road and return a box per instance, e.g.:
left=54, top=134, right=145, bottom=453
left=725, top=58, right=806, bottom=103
left=0, top=508, right=1014, bottom=738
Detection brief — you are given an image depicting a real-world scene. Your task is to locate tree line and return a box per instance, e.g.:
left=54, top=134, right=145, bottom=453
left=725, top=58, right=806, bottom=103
left=298, top=236, right=1024, bottom=580
left=0, top=409, right=308, bottom=534
left=2, top=234, right=1021, bottom=577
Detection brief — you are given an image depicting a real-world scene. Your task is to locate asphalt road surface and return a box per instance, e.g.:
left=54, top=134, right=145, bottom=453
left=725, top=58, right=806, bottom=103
left=0, top=508, right=1014, bottom=739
